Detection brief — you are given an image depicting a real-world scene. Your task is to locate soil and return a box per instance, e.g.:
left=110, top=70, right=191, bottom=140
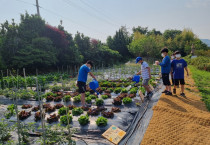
left=141, top=69, right=210, bottom=145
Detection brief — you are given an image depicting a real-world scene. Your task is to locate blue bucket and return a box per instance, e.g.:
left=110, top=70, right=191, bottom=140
left=132, top=75, right=140, bottom=83
left=89, top=79, right=99, bottom=91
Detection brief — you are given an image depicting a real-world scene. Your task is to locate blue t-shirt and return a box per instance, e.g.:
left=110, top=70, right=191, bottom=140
left=78, top=64, right=90, bottom=83
left=171, top=59, right=187, bottom=79
left=159, top=55, right=171, bottom=74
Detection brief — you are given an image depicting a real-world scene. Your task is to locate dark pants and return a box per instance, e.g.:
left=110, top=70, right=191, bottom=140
left=162, top=73, right=171, bottom=86
left=77, top=81, right=86, bottom=93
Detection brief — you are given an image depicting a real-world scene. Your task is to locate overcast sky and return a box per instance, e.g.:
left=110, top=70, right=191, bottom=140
left=1, top=0, right=210, bottom=42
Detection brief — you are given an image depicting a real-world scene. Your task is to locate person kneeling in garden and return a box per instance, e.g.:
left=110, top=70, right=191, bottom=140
left=171, top=51, right=189, bottom=97
left=77, top=60, right=97, bottom=107
left=136, top=57, right=153, bottom=99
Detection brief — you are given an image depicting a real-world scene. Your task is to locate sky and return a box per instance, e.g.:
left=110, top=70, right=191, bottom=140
left=0, top=0, right=210, bottom=42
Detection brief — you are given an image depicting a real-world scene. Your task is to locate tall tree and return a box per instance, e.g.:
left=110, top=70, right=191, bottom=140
left=107, top=26, right=131, bottom=60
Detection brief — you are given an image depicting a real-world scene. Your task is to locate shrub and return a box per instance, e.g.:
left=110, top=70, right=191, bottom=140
left=85, top=97, right=92, bottom=104
left=96, top=98, right=104, bottom=106
left=63, top=95, right=71, bottom=102
left=96, top=116, right=108, bottom=126
left=58, top=107, right=69, bottom=116
left=114, top=87, right=122, bottom=94
left=121, top=88, right=128, bottom=93
left=123, top=97, right=132, bottom=104
left=101, top=95, right=108, bottom=100
left=60, top=114, right=73, bottom=125
left=72, top=107, right=83, bottom=116
left=73, top=95, right=81, bottom=103
left=78, top=115, right=89, bottom=125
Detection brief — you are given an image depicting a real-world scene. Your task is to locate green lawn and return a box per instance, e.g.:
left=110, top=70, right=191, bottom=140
left=190, top=66, right=210, bottom=111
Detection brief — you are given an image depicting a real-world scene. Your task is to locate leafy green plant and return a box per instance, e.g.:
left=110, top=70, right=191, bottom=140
left=42, top=92, right=57, bottom=98
left=63, top=95, right=71, bottom=102
left=96, top=116, right=108, bottom=126
left=140, top=87, right=146, bottom=95
left=123, top=97, right=132, bottom=104
left=85, top=92, right=90, bottom=97
left=121, top=88, right=128, bottom=93
left=89, top=95, right=97, bottom=99
left=130, top=88, right=138, bottom=94
left=58, top=107, right=69, bottom=116
left=0, top=119, right=14, bottom=142
left=73, top=95, right=81, bottom=103
left=72, top=107, right=83, bottom=116
left=96, top=98, right=104, bottom=106
left=15, top=122, right=35, bottom=144
left=37, top=124, right=76, bottom=145
left=78, top=115, right=89, bottom=125
left=4, top=104, right=15, bottom=119
left=101, top=87, right=107, bottom=91
left=107, top=88, right=113, bottom=92
left=60, top=114, right=73, bottom=125
left=51, top=85, right=62, bottom=92
left=85, top=97, right=92, bottom=104
left=101, top=95, right=108, bottom=100
left=114, top=87, right=122, bottom=94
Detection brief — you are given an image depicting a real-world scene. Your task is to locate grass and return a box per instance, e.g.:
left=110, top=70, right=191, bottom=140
left=190, top=66, right=210, bottom=111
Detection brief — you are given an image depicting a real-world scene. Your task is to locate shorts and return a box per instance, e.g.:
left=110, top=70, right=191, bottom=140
left=142, top=79, right=150, bottom=86
left=77, top=81, right=86, bottom=93
left=174, top=79, right=185, bottom=86
left=162, top=73, right=171, bottom=86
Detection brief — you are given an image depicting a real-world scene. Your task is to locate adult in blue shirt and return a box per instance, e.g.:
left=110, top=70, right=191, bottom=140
left=171, top=51, right=189, bottom=97
left=156, top=48, right=172, bottom=95
left=77, top=60, right=96, bottom=107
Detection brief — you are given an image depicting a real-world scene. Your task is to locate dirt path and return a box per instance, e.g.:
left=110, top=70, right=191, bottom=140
left=141, top=69, right=210, bottom=145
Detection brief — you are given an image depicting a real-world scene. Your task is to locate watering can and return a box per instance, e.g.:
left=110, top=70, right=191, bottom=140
left=89, top=79, right=100, bottom=95
left=132, top=75, right=140, bottom=84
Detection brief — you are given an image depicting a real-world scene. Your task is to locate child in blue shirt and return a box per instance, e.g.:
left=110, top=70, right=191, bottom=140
left=77, top=60, right=97, bottom=107
left=171, top=51, right=189, bottom=97
left=156, top=48, right=172, bottom=95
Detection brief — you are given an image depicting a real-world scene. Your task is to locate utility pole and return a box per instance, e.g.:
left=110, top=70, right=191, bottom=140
left=36, top=0, right=40, bottom=17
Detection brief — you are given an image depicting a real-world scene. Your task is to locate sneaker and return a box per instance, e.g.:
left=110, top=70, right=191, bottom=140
left=166, top=91, right=172, bottom=95
left=180, top=93, right=186, bottom=97
left=162, top=90, right=168, bottom=93
left=173, top=89, right=176, bottom=94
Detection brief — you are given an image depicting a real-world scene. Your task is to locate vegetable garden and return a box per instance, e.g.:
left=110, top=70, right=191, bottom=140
left=0, top=62, right=161, bottom=145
